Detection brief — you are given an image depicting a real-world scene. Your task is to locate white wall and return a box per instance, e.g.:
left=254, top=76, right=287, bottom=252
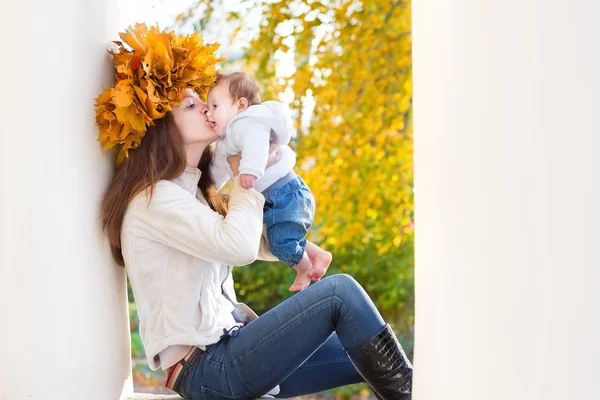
left=0, top=0, right=132, bottom=399
left=413, top=1, right=600, bottom=399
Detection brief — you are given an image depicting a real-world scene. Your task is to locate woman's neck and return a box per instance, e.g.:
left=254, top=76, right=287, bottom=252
left=185, top=142, right=208, bottom=168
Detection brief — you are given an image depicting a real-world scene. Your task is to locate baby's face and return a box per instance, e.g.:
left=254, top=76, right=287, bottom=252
left=207, top=83, right=241, bottom=137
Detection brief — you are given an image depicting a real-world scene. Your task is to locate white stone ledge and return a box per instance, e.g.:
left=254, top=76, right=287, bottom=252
left=129, top=395, right=182, bottom=400
left=129, top=394, right=279, bottom=399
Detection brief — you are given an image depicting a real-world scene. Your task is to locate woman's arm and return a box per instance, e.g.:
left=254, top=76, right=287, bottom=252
left=131, top=178, right=264, bottom=266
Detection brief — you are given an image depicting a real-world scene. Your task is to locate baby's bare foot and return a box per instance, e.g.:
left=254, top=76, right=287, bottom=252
left=289, top=270, right=311, bottom=292
left=307, top=250, right=332, bottom=281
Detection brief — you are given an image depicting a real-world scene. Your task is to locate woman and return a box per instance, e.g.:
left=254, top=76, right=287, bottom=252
left=99, top=25, right=412, bottom=400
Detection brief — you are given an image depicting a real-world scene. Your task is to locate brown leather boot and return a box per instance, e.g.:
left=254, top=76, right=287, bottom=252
left=346, top=324, right=413, bottom=400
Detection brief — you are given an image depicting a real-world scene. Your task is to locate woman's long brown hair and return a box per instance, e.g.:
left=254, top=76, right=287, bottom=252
left=101, top=114, right=227, bottom=266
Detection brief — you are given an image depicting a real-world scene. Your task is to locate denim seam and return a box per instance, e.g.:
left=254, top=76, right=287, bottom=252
left=333, top=282, right=362, bottom=350
left=198, top=345, right=224, bottom=367
left=226, top=298, right=338, bottom=366
left=223, top=341, right=236, bottom=400
left=296, top=357, right=350, bottom=368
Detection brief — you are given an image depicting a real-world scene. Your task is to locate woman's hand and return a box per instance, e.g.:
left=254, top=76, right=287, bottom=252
left=266, top=152, right=281, bottom=168
left=266, top=141, right=281, bottom=167
left=227, top=153, right=242, bottom=176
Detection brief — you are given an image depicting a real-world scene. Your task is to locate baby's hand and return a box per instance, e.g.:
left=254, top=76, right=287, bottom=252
left=240, top=174, right=257, bottom=189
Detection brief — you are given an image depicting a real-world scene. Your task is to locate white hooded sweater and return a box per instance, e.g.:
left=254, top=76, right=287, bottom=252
left=211, top=101, right=297, bottom=192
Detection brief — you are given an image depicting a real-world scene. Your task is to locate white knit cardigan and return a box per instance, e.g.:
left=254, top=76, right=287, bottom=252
left=121, top=168, right=275, bottom=370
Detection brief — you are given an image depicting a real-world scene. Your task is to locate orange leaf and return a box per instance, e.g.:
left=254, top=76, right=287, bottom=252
left=111, top=80, right=135, bottom=108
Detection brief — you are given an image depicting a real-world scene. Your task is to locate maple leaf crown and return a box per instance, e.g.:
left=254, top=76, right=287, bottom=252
left=95, top=23, right=224, bottom=165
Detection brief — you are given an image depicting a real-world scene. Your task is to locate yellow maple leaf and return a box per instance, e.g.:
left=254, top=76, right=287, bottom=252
left=111, top=80, right=135, bottom=108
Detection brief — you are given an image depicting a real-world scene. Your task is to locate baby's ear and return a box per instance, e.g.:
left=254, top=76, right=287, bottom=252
left=237, top=97, right=249, bottom=111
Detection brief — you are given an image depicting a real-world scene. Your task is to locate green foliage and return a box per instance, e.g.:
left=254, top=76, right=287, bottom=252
left=128, top=301, right=139, bottom=331
left=129, top=302, right=144, bottom=358
left=131, top=331, right=144, bottom=359
left=234, top=231, right=414, bottom=359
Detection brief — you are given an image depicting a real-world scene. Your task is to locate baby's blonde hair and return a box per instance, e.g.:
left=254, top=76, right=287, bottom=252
left=215, top=72, right=262, bottom=106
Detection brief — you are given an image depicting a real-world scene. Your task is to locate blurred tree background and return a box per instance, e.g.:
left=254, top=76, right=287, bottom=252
left=130, top=0, right=412, bottom=397
left=177, top=0, right=412, bottom=341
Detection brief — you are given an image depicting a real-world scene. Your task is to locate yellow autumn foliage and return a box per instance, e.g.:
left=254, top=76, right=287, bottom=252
left=95, top=23, right=224, bottom=165
left=181, top=0, right=412, bottom=257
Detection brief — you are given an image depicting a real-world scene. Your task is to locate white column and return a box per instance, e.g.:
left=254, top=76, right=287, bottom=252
left=0, top=1, right=132, bottom=399
left=413, top=1, right=600, bottom=399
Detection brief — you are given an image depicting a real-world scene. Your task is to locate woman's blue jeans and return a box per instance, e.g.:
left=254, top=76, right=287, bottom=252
left=180, top=274, right=388, bottom=399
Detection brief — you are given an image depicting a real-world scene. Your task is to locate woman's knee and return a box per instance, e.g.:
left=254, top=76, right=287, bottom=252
left=323, top=273, right=362, bottom=296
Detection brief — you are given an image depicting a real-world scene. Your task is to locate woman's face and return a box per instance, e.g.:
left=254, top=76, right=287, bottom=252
left=172, top=89, right=220, bottom=146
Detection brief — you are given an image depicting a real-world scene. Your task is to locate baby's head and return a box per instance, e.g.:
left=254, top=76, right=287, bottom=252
left=207, top=72, right=262, bottom=136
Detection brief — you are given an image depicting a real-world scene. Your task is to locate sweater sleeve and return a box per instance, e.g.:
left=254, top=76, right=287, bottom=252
left=131, top=177, right=264, bottom=266
left=230, top=118, right=271, bottom=180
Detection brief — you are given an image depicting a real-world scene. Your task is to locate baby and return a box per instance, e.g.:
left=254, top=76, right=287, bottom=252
left=208, top=72, right=331, bottom=291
